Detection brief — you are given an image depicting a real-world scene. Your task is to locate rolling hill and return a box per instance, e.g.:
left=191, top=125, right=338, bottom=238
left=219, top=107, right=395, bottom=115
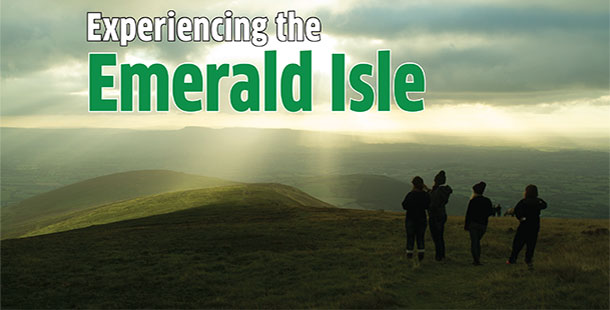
left=21, top=183, right=334, bottom=238
left=1, top=170, right=236, bottom=239
left=2, top=186, right=607, bottom=308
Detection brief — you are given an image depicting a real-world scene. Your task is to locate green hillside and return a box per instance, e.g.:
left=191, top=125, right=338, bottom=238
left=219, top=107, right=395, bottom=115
left=1, top=170, right=236, bottom=239
left=2, top=187, right=607, bottom=309
left=22, top=183, right=333, bottom=238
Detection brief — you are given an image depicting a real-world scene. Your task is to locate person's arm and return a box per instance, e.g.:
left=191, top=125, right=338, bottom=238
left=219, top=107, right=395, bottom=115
left=538, top=198, right=548, bottom=210
left=442, top=186, right=452, bottom=204
left=464, top=200, right=473, bottom=230
left=514, top=200, right=526, bottom=221
left=402, top=193, right=410, bottom=211
left=487, top=199, right=494, bottom=217
left=424, top=192, right=431, bottom=210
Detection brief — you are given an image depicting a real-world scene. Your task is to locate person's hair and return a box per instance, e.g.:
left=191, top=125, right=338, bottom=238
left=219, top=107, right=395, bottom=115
left=433, top=170, right=446, bottom=189
left=472, top=181, right=486, bottom=195
left=525, top=184, right=538, bottom=199
left=412, top=176, right=424, bottom=191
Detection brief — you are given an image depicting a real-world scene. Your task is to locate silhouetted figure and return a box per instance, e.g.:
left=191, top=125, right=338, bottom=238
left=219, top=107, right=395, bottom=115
left=402, top=176, right=430, bottom=261
left=428, top=170, right=452, bottom=261
left=496, top=204, right=502, bottom=217
left=507, top=185, right=547, bottom=269
left=464, top=182, right=493, bottom=266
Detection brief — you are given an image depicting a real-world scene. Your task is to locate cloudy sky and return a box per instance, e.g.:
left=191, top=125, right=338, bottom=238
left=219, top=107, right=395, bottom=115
left=1, top=0, right=608, bottom=149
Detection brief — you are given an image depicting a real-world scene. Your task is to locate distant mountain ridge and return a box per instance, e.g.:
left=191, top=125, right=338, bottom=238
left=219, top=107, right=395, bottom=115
left=2, top=127, right=608, bottom=218
left=284, top=174, right=471, bottom=215
left=285, top=174, right=409, bottom=211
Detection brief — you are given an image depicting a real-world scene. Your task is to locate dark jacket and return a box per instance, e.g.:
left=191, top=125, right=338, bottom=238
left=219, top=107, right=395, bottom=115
left=465, top=195, right=493, bottom=229
left=402, top=190, right=430, bottom=221
left=429, top=185, right=452, bottom=218
left=514, top=198, right=547, bottom=227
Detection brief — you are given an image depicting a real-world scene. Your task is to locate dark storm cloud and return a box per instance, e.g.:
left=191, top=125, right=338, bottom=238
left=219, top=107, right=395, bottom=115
left=320, top=2, right=609, bottom=97
left=318, top=3, right=609, bottom=38
left=0, top=0, right=220, bottom=78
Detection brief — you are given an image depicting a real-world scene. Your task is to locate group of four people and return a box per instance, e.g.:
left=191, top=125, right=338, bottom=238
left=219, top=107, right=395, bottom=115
left=402, top=170, right=547, bottom=267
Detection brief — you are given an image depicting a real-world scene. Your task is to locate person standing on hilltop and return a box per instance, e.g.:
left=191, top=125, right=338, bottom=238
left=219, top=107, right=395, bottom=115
left=428, top=170, right=453, bottom=261
left=464, top=182, right=493, bottom=266
left=402, top=176, right=431, bottom=261
left=507, top=184, right=547, bottom=269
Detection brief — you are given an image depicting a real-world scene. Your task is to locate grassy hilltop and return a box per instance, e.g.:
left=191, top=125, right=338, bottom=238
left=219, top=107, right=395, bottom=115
left=2, top=184, right=608, bottom=309
left=1, top=170, right=236, bottom=239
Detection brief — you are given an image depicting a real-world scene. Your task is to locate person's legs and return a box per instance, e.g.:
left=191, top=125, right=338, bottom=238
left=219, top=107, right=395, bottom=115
left=438, top=215, right=447, bottom=259
left=469, top=228, right=480, bottom=263
left=416, top=219, right=427, bottom=260
left=479, top=228, right=486, bottom=260
left=405, top=218, right=416, bottom=258
left=429, top=217, right=442, bottom=260
left=525, top=228, right=539, bottom=264
left=509, top=225, right=527, bottom=263
left=470, top=225, right=486, bottom=264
